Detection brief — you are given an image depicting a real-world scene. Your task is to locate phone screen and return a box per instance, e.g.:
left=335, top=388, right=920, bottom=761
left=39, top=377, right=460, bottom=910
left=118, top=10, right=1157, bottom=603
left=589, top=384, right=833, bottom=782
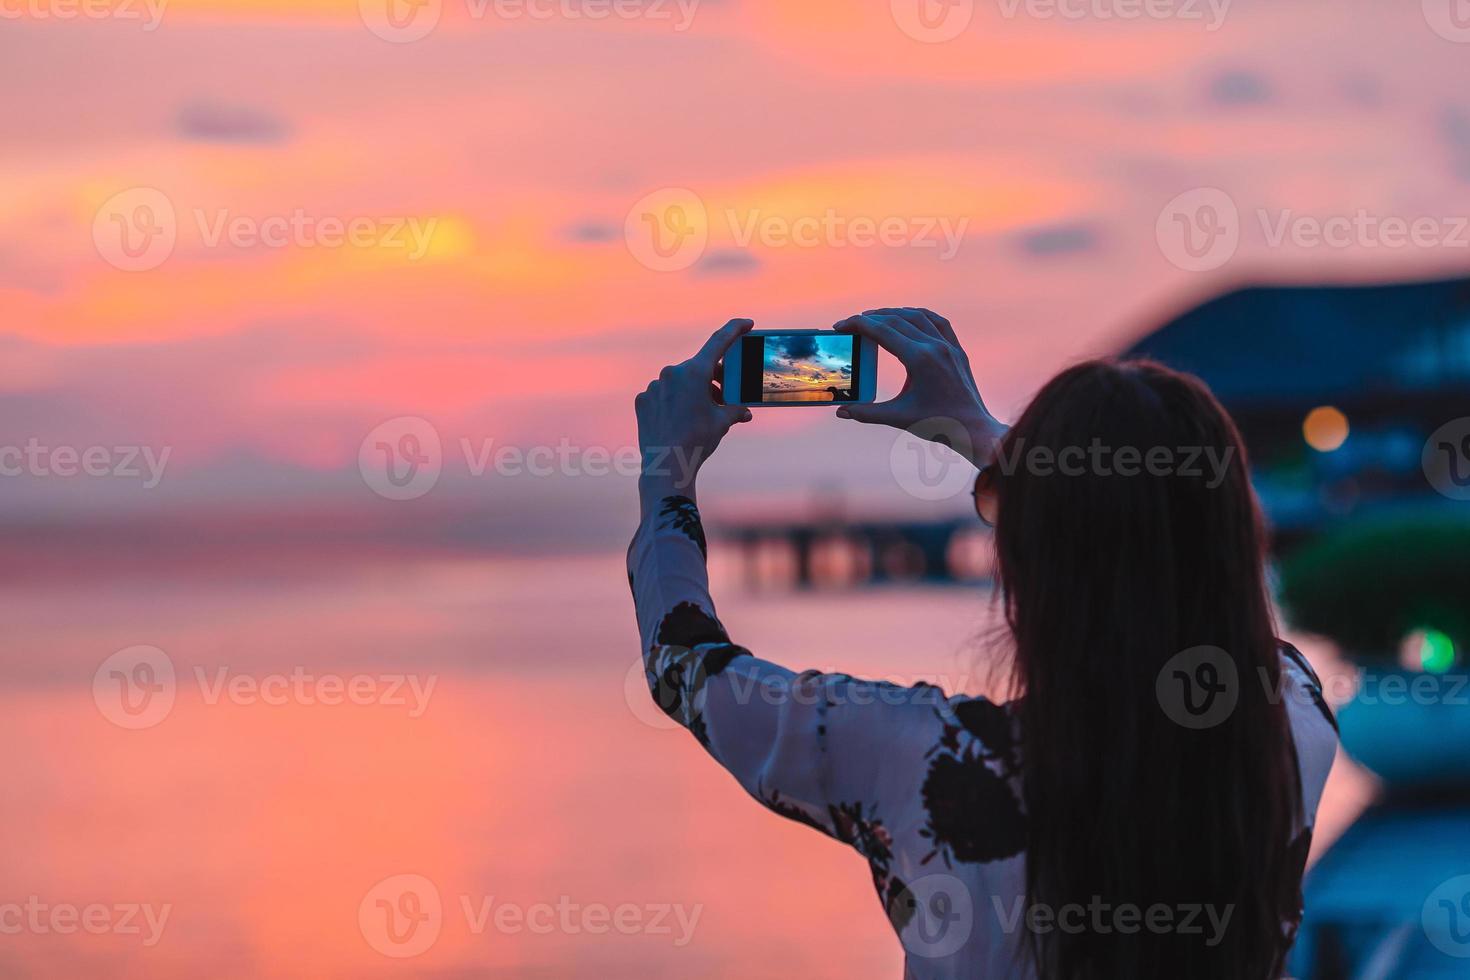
left=737, top=332, right=861, bottom=404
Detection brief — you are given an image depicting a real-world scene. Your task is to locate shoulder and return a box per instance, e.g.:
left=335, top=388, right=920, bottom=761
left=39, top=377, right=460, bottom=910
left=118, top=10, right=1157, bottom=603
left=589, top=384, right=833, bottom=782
left=1278, top=640, right=1339, bottom=735
left=1277, top=640, right=1339, bottom=820
left=938, top=693, right=1023, bottom=765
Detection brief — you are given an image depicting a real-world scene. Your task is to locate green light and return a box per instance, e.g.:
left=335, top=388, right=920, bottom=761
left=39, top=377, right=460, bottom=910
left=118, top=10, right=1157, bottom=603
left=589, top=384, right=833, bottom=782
left=1417, top=629, right=1457, bottom=674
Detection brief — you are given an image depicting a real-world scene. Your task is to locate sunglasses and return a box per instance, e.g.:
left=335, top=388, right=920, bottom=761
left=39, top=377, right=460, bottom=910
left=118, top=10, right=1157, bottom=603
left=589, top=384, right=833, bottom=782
left=973, top=463, right=1001, bottom=527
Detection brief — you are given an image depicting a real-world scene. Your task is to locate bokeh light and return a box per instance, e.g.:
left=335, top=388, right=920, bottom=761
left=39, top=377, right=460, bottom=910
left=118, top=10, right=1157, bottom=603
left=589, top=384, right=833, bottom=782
left=1303, top=406, right=1350, bottom=452
left=1401, top=627, right=1458, bottom=674
left=1417, top=628, right=1457, bottom=674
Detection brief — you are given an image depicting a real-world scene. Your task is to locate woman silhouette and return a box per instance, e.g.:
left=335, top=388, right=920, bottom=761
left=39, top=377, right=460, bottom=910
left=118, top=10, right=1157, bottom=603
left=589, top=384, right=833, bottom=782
left=630, top=311, right=1337, bottom=979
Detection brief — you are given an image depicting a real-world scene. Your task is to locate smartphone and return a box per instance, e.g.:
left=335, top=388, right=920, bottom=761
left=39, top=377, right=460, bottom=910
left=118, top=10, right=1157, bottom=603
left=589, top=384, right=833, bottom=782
left=722, top=329, right=877, bottom=407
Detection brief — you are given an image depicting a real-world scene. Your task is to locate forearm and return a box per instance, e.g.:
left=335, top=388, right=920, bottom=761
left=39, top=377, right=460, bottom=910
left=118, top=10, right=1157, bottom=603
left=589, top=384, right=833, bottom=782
left=638, top=472, right=694, bottom=521
left=628, top=486, right=724, bottom=653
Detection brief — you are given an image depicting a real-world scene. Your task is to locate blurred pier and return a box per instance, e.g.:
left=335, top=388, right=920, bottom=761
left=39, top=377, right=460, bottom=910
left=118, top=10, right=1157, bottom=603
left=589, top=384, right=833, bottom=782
left=721, top=518, right=993, bottom=590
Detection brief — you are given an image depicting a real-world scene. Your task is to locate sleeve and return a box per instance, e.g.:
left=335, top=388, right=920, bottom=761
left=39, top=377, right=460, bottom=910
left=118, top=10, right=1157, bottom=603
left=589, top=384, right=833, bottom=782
left=1278, top=641, right=1339, bottom=824
left=627, top=494, right=954, bottom=848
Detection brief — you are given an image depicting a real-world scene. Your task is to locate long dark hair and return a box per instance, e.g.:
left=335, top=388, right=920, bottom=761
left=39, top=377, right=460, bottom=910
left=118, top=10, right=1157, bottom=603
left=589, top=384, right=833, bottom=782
left=992, top=359, right=1301, bottom=979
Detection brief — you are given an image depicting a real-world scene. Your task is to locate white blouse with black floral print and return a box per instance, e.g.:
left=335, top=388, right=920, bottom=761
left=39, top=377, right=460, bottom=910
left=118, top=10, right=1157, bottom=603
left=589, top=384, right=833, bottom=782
left=628, top=494, right=1340, bottom=979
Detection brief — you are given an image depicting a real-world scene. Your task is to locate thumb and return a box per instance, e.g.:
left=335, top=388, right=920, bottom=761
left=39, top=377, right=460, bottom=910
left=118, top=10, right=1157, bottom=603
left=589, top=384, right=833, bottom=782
left=721, top=405, right=754, bottom=427
left=835, top=401, right=904, bottom=426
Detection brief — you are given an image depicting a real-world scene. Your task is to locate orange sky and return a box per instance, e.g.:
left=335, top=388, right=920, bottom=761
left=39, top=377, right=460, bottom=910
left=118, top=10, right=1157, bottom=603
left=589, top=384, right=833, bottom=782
left=3, top=0, right=1470, bottom=533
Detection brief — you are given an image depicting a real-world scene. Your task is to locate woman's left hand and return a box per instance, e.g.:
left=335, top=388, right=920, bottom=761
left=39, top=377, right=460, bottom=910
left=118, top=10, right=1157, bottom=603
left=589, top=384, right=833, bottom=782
left=635, top=318, right=755, bottom=504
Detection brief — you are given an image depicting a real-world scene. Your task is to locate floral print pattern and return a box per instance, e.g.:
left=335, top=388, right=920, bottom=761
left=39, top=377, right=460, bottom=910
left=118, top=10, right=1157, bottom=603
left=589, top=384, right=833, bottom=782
left=628, top=495, right=1340, bottom=978
left=919, top=745, right=1027, bottom=867
left=659, top=494, right=708, bottom=558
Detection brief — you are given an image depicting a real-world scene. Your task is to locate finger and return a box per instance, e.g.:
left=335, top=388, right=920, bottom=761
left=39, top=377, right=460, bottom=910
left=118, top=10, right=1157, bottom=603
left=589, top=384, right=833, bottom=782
left=867, top=307, right=965, bottom=356
left=834, top=400, right=907, bottom=426
left=692, top=318, right=754, bottom=373
left=914, top=308, right=961, bottom=349
left=718, top=403, right=753, bottom=430
left=886, top=308, right=977, bottom=390
left=912, top=308, right=978, bottom=388
left=860, top=309, right=933, bottom=344
left=865, top=308, right=943, bottom=343
left=833, top=314, right=925, bottom=364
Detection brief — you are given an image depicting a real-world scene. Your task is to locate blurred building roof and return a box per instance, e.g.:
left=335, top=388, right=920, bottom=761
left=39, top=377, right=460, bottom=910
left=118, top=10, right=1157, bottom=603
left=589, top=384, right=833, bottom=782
left=1125, top=276, right=1470, bottom=408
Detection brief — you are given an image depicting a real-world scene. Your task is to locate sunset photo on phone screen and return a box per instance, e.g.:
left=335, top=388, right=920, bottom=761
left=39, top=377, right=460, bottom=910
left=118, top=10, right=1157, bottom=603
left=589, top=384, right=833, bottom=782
left=761, top=334, right=857, bottom=402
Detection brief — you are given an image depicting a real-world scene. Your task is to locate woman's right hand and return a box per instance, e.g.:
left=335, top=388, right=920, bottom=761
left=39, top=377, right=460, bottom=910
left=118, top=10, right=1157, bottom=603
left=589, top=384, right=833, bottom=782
left=833, top=308, right=1006, bottom=467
